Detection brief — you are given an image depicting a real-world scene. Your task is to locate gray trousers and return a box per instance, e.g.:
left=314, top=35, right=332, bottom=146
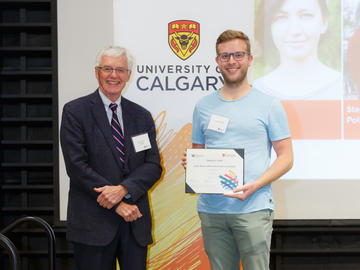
left=199, top=209, right=274, bottom=270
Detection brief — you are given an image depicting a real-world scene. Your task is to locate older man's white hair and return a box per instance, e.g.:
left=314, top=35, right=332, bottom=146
left=95, top=46, right=135, bottom=70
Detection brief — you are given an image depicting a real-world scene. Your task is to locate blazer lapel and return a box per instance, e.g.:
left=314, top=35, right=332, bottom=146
left=90, top=90, right=124, bottom=169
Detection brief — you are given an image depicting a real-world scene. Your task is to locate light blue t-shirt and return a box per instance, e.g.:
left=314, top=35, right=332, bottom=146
left=192, top=88, right=290, bottom=214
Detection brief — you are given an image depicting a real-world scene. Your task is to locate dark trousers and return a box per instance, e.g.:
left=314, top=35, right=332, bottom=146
left=72, top=220, right=147, bottom=270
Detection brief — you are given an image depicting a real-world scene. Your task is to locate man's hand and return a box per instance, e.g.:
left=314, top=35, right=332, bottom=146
left=115, top=202, right=142, bottom=222
left=224, top=182, right=260, bottom=201
left=225, top=138, right=293, bottom=201
left=181, top=150, right=187, bottom=169
left=94, top=185, right=128, bottom=209
left=182, top=144, right=205, bottom=169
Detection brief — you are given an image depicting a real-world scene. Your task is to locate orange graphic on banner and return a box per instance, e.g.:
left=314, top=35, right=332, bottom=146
left=142, top=111, right=244, bottom=269
left=281, top=100, right=341, bottom=140
left=344, top=100, right=360, bottom=139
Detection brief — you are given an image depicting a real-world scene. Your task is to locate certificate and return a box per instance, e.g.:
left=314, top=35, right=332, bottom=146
left=185, top=148, right=244, bottom=194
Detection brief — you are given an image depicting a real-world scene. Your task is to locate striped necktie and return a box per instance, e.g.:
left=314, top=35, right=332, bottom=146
left=109, top=103, right=125, bottom=165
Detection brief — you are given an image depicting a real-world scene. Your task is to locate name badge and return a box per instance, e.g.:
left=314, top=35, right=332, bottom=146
left=207, top=114, right=229, bottom=133
left=132, top=133, right=152, bottom=153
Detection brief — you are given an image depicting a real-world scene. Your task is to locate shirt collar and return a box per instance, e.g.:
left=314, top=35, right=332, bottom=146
left=98, top=89, right=122, bottom=109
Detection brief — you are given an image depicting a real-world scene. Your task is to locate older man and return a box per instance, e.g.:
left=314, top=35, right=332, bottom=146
left=60, top=46, right=162, bottom=270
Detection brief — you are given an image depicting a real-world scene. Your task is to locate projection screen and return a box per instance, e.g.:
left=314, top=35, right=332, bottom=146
left=58, top=0, right=360, bottom=224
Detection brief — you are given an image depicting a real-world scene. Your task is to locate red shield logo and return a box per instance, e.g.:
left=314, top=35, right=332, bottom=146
left=168, top=20, right=200, bottom=60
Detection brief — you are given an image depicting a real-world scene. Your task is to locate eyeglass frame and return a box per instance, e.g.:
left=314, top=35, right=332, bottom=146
left=217, top=51, right=251, bottom=62
left=96, top=65, right=131, bottom=75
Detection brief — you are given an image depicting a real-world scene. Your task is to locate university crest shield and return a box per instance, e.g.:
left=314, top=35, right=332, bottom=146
left=168, top=20, right=200, bottom=60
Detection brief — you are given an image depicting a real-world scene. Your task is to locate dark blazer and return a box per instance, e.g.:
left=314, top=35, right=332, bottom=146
left=60, top=89, right=162, bottom=247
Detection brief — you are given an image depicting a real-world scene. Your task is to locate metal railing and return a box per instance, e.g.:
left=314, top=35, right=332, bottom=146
left=0, top=233, right=20, bottom=270
left=1, top=216, right=56, bottom=270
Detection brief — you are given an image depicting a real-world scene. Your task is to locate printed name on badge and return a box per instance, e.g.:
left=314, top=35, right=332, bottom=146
left=132, top=133, right=152, bottom=152
left=207, top=114, right=229, bottom=133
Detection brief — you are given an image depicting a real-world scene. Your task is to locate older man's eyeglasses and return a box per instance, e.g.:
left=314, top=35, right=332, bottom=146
left=217, top=51, right=250, bottom=62
left=96, top=66, right=130, bottom=74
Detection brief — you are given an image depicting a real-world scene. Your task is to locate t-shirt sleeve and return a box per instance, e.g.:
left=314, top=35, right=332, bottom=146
left=267, top=99, right=291, bottom=141
left=191, top=104, right=206, bottom=144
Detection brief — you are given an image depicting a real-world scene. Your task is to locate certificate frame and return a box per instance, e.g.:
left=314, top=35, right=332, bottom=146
left=185, top=148, right=244, bottom=194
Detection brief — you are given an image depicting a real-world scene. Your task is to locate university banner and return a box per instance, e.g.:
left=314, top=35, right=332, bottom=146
left=114, top=0, right=254, bottom=268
